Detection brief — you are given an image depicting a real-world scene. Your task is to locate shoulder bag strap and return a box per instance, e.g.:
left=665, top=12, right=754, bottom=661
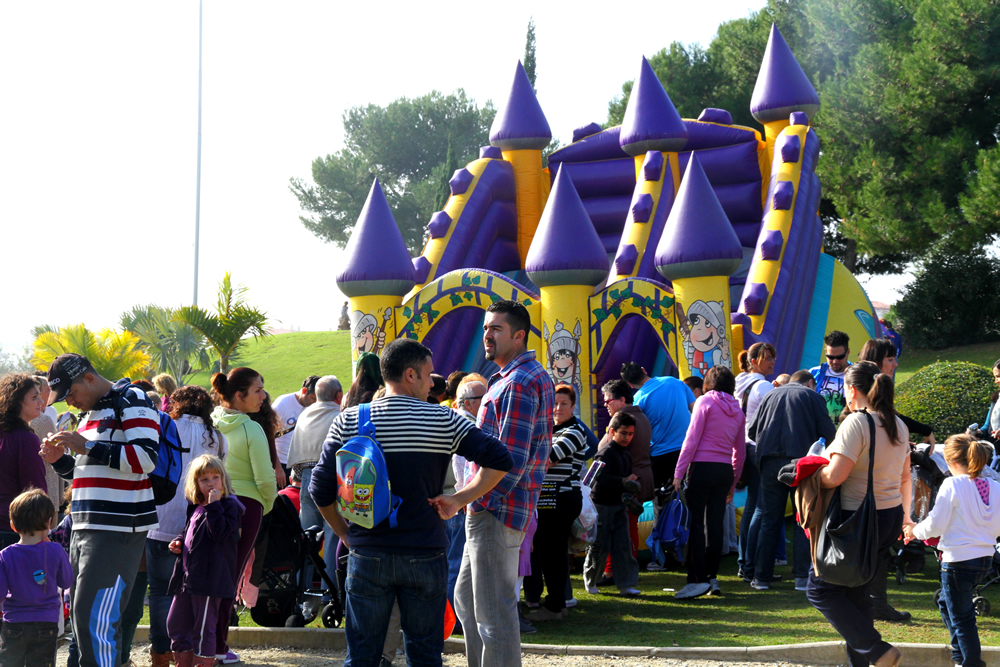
left=861, top=410, right=877, bottom=494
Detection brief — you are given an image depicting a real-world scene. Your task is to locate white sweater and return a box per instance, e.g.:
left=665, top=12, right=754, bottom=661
left=912, top=475, right=1000, bottom=563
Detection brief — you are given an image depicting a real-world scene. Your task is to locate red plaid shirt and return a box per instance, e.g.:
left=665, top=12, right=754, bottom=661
left=466, top=350, right=554, bottom=531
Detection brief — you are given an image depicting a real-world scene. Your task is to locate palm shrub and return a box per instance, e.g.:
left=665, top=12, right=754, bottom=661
left=895, top=361, right=994, bottom=438
left=31, top=324, right=151, bottom=380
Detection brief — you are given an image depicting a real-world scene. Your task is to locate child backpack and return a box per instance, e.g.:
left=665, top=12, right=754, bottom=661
left=645, top=496, right=690, bottom=566
left=335, top=403, right=402, bottom=529
left=111, top=384, right=190, bottom=505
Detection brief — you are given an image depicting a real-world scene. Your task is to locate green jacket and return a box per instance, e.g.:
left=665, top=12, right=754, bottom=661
left=211, top=406, right=277, bottom=513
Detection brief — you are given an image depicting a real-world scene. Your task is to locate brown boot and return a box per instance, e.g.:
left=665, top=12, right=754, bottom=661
left=192, top=655, right=216, bottom=667
left=151, top=650, right=173, bottom=667
left=173, top=651, right=194, bottom=667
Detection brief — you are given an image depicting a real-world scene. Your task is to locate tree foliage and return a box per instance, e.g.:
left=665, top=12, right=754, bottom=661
left=290, top=90, right=495, bottom=255
left=173, top=273, right=270, bottom=375
left=606, top=0, right=1000, bottom=271
left=892, top=249, right=1000, bottom=349
left=0, top=346, right=33, bottom=376
left=523, top=17, right=537, bottom=91
left=120, top=305, right=211, bottom=385
left=31, top=324, right=151, bottom=381
left=896, top=361, right=994, bottom=437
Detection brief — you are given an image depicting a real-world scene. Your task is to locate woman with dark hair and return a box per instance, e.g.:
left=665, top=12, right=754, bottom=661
left=0, top=373, right=48, bottom=549
left=143, top=385, right=227, bottom=667
left=672, top=365, right=746, bottom=599
left=249, top=392, right=286, bottom=488
left=210, top=368, right=276, bottom=664
left=809, top=361, right=911, bottom=667
left=344, top=352, right=383, bottom=408
left=524, top=384, right=586, bottom=621
left=733, top=342, right=777, bottom=581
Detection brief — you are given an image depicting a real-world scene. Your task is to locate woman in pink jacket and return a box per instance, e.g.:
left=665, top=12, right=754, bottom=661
left=672, top=365, right=746, bottom=599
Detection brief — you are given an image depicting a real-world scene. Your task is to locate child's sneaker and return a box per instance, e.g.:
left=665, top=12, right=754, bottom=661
left=585, top=585, right=599, bottom=595
left=619, top=587, right=641, bottom=597
left=216, top=651, right=240, bottom=664
left=623, top=478, right=641, bottom=496
left=622, top=492, right=644, bottom=516
left=750, top=578, right=770, bottom=590
left=709, top=578, right=722, bottom=596
left=646, top=562, right=666, bottom=572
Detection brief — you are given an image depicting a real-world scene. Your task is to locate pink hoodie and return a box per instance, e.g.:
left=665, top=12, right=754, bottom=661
left=673, top=391, right=746, bottom=495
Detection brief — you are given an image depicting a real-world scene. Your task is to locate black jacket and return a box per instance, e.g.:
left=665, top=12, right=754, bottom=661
left=592, top=442, right=632, bottom=506
left=748, top=382, right=836, bottom=460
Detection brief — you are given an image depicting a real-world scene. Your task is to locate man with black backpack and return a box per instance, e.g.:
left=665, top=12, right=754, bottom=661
left=39, top=353, right=160, bottom=667
left=310, top=339, right=513, bottom=667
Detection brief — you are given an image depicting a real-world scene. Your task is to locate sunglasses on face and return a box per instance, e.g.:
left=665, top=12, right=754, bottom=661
left=826, top=353, right=847, bottom=361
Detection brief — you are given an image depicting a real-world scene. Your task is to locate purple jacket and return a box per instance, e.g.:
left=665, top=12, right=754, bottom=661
left=168, top=495, right=244, bottom=599
left=0, top=429, right=48, bottom=525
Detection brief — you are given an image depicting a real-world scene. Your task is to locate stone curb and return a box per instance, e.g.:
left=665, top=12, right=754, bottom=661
left=131, top=627, right=1000, bottom=665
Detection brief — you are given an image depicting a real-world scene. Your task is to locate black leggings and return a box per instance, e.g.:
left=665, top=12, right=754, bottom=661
left=525, top=489, right=583, bottom=612
left=684, top=462, right=734, bottom=584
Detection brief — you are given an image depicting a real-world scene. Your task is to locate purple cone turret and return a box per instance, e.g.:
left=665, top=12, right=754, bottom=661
left=335, top=178, right=416, bottom=297
left=490, top=61, right=552, bottom=151
left=655, top=156, right=743, bottom=280
left=619, top=57, right=688, bottom=156
left=526, top=167, right=609, bottom=287
left=751, top=24, right=820, bottom=124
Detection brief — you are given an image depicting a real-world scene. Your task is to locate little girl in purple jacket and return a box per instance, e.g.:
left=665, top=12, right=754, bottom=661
left=166, top=455, right=244, bottom=667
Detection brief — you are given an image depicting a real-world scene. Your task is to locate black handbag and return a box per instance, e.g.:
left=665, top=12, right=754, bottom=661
left=815, top=411, right=880, bottom=587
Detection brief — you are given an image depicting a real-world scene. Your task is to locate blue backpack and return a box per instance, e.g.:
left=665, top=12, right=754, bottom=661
left=335, top=404, right=402, bottom=529
left=646, top=496, right=690, bottom=566
left=111, top=385, right=189, bottom=506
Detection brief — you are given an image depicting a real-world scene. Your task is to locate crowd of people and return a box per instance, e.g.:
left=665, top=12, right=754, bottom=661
left=0, top=308, right=996, bottom=667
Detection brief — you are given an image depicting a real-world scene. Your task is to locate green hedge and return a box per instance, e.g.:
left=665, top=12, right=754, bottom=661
left=895, top=361, right=994, bottom=438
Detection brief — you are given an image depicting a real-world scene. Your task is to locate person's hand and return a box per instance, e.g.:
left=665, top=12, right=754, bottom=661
left=672, top=478, right=682, bottom=494
left=39, top=437, right=64, bottom=464
left=169, top=538, right=182, bottom=554
left=427, top=494, right=464, bottom=520
left=46, top=431, right=89, bottom=456
left=926, top=433, right=936, bottom=446
left=626, top=474, right=638, bottom=482
left=901, top=523, right=914, bottom=544
left=274, top=465, right=287, bottom=489
left=726, top=491, right=734, bottom=505
left=207, top=488, right=221, bottom=504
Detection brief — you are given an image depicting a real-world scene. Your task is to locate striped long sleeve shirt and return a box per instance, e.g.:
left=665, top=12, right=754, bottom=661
left=53, top=379, right=160, bottom=532
left=546, top=417, right=588, bottom=491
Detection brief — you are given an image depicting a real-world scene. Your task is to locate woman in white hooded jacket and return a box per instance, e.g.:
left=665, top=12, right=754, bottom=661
left=733, top=342, right=776, bottom=581
left=905, top=434, right=1000, bottom=667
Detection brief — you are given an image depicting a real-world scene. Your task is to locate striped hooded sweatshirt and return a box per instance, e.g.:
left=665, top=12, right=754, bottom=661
left=53, top=379, right=160, bottom=532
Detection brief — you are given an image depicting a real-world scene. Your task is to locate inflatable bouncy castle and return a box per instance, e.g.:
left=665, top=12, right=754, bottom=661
left=335, top=25, right=880, bottom=431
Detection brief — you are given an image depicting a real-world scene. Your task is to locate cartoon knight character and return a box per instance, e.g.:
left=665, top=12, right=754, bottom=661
left=351, top=310, right=386, bottom=355
left=544, top=320, right=583, bottom=413
left=678, top=300, right=730, bottom=378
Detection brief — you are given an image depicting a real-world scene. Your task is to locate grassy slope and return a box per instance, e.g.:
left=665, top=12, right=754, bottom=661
left=188, top=331, right=353, bottom=398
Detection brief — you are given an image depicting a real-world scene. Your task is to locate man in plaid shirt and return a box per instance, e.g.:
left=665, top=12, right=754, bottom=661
left=455, top=299, right=554, bottom=667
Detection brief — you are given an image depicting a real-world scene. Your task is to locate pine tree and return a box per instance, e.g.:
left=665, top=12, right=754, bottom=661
left=523, top=17, right=537, bottom=92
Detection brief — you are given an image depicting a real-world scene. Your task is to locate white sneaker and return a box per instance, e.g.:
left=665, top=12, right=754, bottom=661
left=585, top=586, right=599, bottom=595
left=674, top=582, right=711, bottom=599
left=565, top=597, right=577, bottom=608
left=619, top=587, right=641, bottom=597
left=709, top=579, right=721, bottom=596
left=775, top=558, right=788, bottom=566
left=646, top=562, right=666, bottom=572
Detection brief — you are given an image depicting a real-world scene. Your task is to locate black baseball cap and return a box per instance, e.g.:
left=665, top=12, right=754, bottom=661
left=47, top=354, right=93, bottom=403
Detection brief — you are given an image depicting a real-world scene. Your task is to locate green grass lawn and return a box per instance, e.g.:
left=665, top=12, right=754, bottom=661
left=187, top=331, right=353, bottom=398
left=895, top=341, right=1000, bottom=384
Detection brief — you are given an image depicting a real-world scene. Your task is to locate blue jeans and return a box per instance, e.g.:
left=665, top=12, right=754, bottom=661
left=738, top=446, right=760, bottom=575
left=445, top=512, right=466, bottom=610
left=300, top=467, right=338, bottom=595
left=750, top=456, right=810, bottom=581
left=939, top=556, right=992, bottom=667
left=344, top=547, right=447, bottom=667
left=146, top=539, right=179, bottom=654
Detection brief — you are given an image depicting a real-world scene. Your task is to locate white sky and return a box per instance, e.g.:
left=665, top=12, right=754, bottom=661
left=0, top=1, right=910, bottom=353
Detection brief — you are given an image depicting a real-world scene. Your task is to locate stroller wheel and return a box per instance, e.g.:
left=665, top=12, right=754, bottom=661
left=322, top=603, right=342, bottom=629
left=896, top=568, right=907, bottom=585
left=285, top=613, right=307, bottom=627
left=974, top=596, right=991, bottom=617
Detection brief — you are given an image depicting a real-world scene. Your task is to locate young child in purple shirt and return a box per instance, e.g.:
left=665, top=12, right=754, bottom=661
left=166, top=455, right=244, bottom=667
left=0, top=489, right=73, bottom=667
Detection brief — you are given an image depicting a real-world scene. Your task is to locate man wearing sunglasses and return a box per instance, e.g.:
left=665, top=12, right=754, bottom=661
left=809, top=330, right=852, bottom=426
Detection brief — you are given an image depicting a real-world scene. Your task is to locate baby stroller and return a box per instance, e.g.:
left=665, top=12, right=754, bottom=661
left=890, top=442, right=948, bottom=583
left=250, top=494, right=342, bottom=628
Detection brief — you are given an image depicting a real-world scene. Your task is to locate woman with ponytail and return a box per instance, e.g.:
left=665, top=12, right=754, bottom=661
left=210, top=367, right=277, bottom=664
left=810, top=361, right=911, bottom=667
left=733, top=342, right=776, bottom=582
left=905, top=434, right=1000, bottom=667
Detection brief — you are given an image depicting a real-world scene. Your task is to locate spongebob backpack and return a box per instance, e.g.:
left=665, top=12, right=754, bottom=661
left=334, top=403, right=402, bottom=529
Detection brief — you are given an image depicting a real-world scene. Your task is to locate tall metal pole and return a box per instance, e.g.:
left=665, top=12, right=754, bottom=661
left=193, top=0, right=203, bottom=306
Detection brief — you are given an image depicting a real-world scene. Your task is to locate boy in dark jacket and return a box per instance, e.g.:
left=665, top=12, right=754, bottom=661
left=583, top=412, right=640, bottom=597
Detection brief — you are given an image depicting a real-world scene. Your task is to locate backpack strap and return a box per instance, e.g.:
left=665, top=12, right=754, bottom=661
left=358, top=403, right=374, bottom=438
left=741, top=379, right=765, bottom=414
left=387, top=492, right=403, bottom=528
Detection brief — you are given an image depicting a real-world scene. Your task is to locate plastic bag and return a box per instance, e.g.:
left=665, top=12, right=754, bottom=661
left=568, top=486, right=598, bottom=554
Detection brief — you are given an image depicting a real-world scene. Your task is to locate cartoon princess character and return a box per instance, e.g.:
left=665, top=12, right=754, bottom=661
left=350, top=310, right=386, bottom=355
left=678, top=300, right=730, bottom=378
